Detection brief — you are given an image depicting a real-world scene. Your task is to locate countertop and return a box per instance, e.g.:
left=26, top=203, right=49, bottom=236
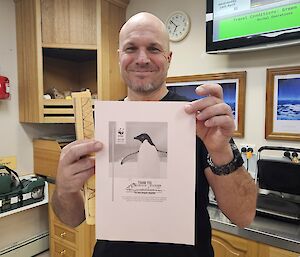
left=208, top=205, right=300, bottom=253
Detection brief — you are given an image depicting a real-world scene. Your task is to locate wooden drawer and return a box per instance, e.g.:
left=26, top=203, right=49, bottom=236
left=33, top=139, right=74, bottom=178
left=33, top=139, right=62, bottom=178
left=52, top=239, right=77, bottom=257
left=53, top=222, right=77, bottom=246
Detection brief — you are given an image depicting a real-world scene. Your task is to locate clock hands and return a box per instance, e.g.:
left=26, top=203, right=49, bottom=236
left=169, top=20, right=178, bottom=32
left=170, top=20, right=178, bottom=27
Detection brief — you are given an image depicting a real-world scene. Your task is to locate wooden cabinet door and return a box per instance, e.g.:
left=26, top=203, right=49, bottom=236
left=41, top=0, right=97, bottom=46
left=212, top=230, right=258, bottom=257
left=258, top=244, right=300, bottom=257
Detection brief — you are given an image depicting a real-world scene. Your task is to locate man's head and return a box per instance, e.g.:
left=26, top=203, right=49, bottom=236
left=118, top=12, right=172, bottom=98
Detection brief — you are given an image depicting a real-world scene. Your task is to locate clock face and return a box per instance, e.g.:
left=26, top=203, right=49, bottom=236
left=166, top=11, right=190, bottom=42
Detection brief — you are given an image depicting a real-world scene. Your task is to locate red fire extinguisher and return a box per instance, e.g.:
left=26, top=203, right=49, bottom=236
left=0, top=76, right=10, bottom=99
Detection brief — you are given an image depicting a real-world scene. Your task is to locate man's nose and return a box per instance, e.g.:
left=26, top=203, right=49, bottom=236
left=135, top=50, right=150, bottom=64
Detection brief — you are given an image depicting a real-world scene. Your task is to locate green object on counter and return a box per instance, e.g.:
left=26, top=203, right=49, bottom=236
left=0, top=165, right=45, bottom=214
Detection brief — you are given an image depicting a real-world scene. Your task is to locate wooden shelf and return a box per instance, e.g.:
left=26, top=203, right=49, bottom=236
left=42, top=43, right=97, bottom=50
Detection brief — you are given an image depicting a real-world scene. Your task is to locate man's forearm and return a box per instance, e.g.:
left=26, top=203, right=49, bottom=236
left=206, top=166, right=258, bottom=228
left=51, top=189, right=86, bottom=227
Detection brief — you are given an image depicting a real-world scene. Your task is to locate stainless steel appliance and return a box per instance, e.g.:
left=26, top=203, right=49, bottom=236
left=256, top=146, right=300, bottom=223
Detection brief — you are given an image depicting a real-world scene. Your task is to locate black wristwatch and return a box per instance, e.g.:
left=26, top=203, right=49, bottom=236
left=207, top=143, right=244, bottom=176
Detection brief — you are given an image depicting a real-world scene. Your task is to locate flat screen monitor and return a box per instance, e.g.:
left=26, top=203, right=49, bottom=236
left=206, top=0, right=300, bottom=53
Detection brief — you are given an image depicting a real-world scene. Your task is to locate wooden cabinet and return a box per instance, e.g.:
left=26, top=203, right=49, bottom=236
left=212, top=229, right=258, bottom=257
left=15, top=0, right=129, bottom=123
left=258, top=244, right=299, bottom=257
left=48, top=183, right=95, bottom=257
left=212, top=229, right=299, bottom=257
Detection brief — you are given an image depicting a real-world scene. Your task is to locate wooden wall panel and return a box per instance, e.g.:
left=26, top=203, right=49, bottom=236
left=41, top=0, right=97, bottom=46
left=98, top=0, right=127, bottom=101
left=15, top=0, right=42, bottom=122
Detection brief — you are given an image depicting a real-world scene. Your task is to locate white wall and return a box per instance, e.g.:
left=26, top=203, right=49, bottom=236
left=127, top=0, right=300, bottom=152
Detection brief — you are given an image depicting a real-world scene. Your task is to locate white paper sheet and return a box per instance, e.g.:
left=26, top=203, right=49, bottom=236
left=95, top=101, right=196, bottom=245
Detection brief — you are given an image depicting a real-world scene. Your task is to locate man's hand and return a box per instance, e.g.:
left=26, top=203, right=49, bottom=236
left=52, top=139, right=103, bottom=227
left=56, top=139, right=103, bottom=195
left=185, top=84, right=235, bottom=154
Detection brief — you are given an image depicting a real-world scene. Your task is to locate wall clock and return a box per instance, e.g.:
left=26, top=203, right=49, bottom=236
left=166, top=11, right=190, bottom=42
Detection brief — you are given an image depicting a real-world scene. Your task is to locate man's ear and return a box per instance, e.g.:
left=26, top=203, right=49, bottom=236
left=167, top=51, right=173, bottom=63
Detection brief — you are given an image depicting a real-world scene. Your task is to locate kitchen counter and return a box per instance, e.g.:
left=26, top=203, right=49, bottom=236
left=208, top=205, right=300, bottom=253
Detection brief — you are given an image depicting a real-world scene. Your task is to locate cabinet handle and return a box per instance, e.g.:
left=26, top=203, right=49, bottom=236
left=60, top=232, right=66, bottom=238
left=60, top=249, right=66, bottom=255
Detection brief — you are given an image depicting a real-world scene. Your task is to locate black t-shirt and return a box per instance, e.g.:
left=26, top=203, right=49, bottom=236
left=93, top=91, right=214, bottom=257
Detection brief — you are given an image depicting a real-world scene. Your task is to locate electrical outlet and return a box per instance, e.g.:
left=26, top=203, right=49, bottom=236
left=240, top=144, right=256, bottom=153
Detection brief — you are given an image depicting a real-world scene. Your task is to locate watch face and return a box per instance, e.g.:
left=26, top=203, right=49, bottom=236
left=166, top=11, right=190, bottom=42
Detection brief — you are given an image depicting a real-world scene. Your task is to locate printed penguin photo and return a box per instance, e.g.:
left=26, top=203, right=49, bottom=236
left=109, top=121, right=168, bottom=179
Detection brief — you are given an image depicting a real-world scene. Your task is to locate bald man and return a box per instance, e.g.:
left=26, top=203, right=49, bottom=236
left=52, top=12, right=257, bottom=257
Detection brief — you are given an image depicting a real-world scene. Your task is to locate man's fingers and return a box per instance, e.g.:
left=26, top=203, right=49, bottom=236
left=196, top=103, right=233, bottom=121
left=185, top=95, right=222, bottom=114
left=196, top=84, right=223, bottom=99
left=73, top=167, right=95, bottom=185
left=61, top=140, right=103, bottom=165
left=203, top=115, right=234, bottom=127
left=71, top=157, right=96, bottom=176
left=62, top=139, right=96, bottom=152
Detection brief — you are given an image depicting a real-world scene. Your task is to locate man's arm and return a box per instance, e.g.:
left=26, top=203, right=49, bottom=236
left=185, top=84, right=257, bottom=227
left=204, top=140, right=257, bottom=228
left=205, top=165, right=257, bottom=228
left=51, top=139, right=103, bottom=227
left=52, top=189, right=86, bottom=227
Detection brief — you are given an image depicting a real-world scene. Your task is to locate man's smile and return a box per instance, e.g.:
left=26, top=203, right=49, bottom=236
left=129, top=70, right=156, bottom=78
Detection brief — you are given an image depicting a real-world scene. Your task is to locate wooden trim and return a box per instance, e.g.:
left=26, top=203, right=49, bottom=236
left=265, top=66, right=300, bottom=141
left=42, top=43, right=97, bottom=50
left=43, top=99, right=73, bottom=105
left=104, top=0, right=130, bottom=8
left=35, top=0, right=44, bottom=123
left=43, top=117, right=75, bottom=123
left=97, top=0, right=103, bottom=100
left=43, top=109, right=74, bottom=114
left=15, top=0, right=43, bottom=122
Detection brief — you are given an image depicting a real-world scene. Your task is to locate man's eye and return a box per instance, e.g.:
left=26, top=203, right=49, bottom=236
left=124, top=47, right=136, bottom=53
left=148, top=47, right=161, bottom=53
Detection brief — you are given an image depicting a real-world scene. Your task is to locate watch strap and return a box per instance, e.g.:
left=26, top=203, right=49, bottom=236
left=207, top=143, right=244, bottom=176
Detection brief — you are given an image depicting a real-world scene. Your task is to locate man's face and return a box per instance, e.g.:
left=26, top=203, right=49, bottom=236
left=118, top=24, right=172, bottom=94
